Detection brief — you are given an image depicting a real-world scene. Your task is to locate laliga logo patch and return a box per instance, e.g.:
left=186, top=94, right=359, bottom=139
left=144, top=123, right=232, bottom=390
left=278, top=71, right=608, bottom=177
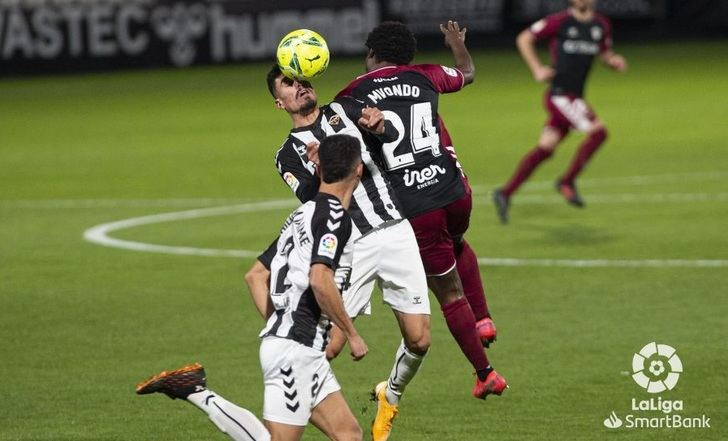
left=317, top=233, right=338, bottom=259
left=632, top=342, right=682, bottom=393
left=283, top=172, right=300, bottom=192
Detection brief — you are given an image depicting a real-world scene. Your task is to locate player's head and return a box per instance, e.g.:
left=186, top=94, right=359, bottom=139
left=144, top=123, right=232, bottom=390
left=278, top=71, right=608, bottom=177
left=266, top=64, right=317, bottom=116
left=364, top=21, right=416, bottom=72
left=318, top=135, right=363, bottom=186
left=569, top=0, right=596, bottom=12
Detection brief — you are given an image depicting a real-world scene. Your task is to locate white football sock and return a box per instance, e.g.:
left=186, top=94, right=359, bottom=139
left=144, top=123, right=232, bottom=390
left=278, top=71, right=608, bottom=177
left=385, top=339, right=425, bottom=405
left=187, top=390, right=270, bottom=441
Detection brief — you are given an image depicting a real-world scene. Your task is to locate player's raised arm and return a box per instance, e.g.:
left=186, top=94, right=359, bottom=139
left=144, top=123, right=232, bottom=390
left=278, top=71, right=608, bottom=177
left=440, top=20, right=475, bottom=85
left=517, top=23, right=555, bottom=83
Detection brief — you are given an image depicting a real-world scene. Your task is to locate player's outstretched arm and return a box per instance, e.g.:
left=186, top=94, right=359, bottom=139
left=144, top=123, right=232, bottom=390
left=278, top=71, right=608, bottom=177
left=440, top=20, right=475, bottom=85
left=516, top=29, right=554, bottom=83
left=600, top=50, right=628, bottom=72
left=310, top=263, right=368, bottom=361
left=245, top=260, right=274, bottom=320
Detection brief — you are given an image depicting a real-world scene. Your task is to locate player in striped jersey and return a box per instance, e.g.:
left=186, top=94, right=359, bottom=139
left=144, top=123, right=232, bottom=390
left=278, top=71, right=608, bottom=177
left=266, top=65, right=432, bottom=438
left=137, top=135, right=368, bottom=441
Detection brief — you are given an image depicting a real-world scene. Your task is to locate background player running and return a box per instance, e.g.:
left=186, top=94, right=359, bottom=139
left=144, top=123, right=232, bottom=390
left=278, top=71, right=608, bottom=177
left=493, top=0, right=627, bottom=223
left=333, top=21, right=507, bottom=406
left=266, top=66, right=432, bottom=440
left=137, top=135, right=367, bottom=441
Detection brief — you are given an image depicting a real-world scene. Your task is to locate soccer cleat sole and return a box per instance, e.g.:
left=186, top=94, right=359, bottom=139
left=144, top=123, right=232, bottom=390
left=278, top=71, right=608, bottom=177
left=136, top=362, right=206, bottom=399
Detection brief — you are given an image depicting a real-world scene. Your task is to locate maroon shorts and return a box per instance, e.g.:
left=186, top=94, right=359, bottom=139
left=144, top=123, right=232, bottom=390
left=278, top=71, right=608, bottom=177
left=544, top=91, right=598, bottom=133
left=408, top=180, right=472, bottom=276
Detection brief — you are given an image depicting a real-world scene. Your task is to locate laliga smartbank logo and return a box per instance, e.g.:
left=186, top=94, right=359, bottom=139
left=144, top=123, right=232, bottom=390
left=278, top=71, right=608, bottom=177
left=631, top=341, right=682, bottom=393
left=603, top=342, right=711, bottom=430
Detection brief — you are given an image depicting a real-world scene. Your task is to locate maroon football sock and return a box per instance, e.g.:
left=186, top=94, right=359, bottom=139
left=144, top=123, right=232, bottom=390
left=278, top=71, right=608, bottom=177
left=455, top=240, right=490, bottom=321
left=441, top=297, right=491, bottom=373
left=502, top=146, right=553, bottom=198
left=561, top=128, right=607, bottom=185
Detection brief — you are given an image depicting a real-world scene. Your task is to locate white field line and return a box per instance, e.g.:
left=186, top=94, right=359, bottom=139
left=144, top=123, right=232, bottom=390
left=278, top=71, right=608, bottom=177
left=83, top=199, right=297, bottom=258
left=83, top=199, right=728, bottom=268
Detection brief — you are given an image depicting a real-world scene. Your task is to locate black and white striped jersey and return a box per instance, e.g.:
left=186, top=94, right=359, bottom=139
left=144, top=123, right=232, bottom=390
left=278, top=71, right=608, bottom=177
left=259, top=192, right=353, bottom=351
left=274, top=97, right=403, bottom=236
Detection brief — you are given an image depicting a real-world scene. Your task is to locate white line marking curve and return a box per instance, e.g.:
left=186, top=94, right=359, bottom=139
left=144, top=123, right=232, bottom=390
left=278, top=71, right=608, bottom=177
left=83, top=199, right=728, bottom=268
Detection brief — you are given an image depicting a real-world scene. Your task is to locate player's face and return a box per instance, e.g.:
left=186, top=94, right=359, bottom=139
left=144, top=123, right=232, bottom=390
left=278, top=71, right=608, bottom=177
left=273, top=75, right=317, bottom=115
left=570, top=0, right=595, bottom=11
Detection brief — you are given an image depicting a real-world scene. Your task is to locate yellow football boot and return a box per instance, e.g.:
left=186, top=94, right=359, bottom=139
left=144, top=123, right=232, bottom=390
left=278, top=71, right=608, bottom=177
left=371, top=381, right=399, bottom=441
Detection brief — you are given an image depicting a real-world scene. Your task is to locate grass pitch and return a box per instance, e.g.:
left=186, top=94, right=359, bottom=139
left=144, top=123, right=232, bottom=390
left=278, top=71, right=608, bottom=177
left=1, top=41, right=727, bottom=440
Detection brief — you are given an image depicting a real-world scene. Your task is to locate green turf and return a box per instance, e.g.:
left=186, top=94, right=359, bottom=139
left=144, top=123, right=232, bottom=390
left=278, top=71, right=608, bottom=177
left=1, top=41, right=727, bottom=440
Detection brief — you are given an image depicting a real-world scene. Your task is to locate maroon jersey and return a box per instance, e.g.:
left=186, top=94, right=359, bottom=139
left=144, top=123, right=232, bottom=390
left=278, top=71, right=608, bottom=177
left=529, top=10, right=612, bottom=97
left=337, top=64, right=466, bottom=218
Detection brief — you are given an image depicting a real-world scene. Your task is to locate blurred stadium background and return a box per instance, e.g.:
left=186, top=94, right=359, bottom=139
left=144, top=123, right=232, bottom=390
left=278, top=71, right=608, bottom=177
left=1, top=1, right=727, bottom=440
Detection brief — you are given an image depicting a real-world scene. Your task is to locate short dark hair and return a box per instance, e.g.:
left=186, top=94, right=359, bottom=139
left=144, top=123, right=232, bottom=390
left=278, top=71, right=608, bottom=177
left=318, top=135, right=362, bottom=184
left=266, top=64, right=283, bottom=98
left=365, top=21, right=416, bottom=65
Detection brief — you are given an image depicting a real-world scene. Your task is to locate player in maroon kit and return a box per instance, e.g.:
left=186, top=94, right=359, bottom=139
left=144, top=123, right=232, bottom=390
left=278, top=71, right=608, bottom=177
left=334, top=21, right=507, bottom=427
left=493, top=0, right=627, bottom=223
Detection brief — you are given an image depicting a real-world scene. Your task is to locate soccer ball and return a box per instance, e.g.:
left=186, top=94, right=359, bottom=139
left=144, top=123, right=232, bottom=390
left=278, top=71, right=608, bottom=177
left=276, top=29, right=330, bottom=80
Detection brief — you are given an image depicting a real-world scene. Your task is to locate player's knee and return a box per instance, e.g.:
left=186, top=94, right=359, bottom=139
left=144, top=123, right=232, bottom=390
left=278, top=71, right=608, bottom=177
left=536, top=145, right=556, bottom=156
left=590, top=124, right=608, bottom=141
left=433, top=289, right=462, bottom=306
left=336, top=421, right=363, bottom=441
left=405, top=332, right=430, bottom=355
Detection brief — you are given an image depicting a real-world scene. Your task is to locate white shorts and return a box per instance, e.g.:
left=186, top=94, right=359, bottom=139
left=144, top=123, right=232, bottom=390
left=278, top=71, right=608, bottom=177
left=259, top=337, right=340, bottom=426
left=343, top=220, right=430, bottom=317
